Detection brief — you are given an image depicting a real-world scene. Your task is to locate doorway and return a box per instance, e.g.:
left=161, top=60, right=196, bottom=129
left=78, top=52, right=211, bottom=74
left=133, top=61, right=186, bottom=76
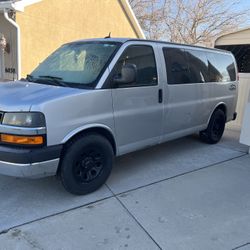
left=0, top=48, right=4, bottom=80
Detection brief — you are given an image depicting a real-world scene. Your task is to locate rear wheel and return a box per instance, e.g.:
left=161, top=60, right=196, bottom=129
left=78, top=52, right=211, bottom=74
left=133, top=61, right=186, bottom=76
left=60, top=133, right=114, bottom=195
left=199, top=109, right=226, bottom=144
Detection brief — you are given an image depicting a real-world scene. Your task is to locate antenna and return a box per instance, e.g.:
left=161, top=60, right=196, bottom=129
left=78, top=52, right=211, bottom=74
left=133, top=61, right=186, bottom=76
left=104, top=32, right=111, bottom=39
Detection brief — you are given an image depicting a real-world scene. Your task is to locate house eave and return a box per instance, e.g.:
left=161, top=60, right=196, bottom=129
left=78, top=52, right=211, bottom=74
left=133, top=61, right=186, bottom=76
left=0, top=0, right=41, bottom=12
left=0, top=1, right=15, bottom=11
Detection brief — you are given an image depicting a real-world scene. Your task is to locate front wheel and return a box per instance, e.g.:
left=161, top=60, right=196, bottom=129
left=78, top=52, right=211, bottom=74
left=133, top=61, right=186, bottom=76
left=60, top=133, right=114, bottom=195
left=199, top=109, right=226, bottom=144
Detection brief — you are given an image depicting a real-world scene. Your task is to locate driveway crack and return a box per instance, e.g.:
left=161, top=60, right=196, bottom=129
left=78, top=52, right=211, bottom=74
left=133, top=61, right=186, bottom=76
left=0, top=229, right=10, bottom=235
left=106, top=184, right=163, bottom=250
left=232, top=242, right=250, bottom=250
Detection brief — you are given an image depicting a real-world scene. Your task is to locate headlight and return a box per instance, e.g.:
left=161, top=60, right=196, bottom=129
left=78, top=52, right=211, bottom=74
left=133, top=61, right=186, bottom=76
left=2, top=112, right=46, bottom=127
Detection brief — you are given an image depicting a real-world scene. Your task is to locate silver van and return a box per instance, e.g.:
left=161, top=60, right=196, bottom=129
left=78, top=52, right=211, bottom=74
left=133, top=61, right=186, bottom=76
left=0, top=38, right=238, bottom=194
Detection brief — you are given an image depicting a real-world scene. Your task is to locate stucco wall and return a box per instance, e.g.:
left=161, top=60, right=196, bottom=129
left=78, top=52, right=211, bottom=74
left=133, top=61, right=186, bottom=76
left=16, top=0, right=139, bottom=77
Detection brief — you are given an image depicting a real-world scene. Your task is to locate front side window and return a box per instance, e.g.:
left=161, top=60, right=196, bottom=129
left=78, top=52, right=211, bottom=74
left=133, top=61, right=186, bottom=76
left=163, top=48, right=191, bottom=84
left=30, top=42, right=120, bottom=88
left=113, top=45, right=158, bottom=87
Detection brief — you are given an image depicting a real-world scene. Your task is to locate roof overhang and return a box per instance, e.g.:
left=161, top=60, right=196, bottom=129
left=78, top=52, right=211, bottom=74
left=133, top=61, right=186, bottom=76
left=0, top=0, right=41, bottom=12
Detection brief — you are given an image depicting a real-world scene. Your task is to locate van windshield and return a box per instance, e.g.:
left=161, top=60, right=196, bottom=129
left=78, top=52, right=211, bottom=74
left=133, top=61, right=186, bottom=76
left=29, top=42, right=120, bottom=89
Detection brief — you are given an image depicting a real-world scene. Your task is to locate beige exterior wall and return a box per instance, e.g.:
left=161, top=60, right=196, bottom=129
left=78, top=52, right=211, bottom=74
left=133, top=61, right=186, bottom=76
left=16, top=0, right=139, bottom=77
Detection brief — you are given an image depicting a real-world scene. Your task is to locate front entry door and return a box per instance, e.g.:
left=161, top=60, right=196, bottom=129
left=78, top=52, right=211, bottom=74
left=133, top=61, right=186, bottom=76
left=111, top=44, right=163, bottom=155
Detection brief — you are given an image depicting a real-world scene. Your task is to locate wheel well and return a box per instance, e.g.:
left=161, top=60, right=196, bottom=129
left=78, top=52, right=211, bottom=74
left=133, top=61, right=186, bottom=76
left=215, top=104, right=227, bottom=117
left=65, top=127, right=116, bottom=155
left=205, top=104, right=227, bottom=128
left=56, top=127, right=117, bottom=176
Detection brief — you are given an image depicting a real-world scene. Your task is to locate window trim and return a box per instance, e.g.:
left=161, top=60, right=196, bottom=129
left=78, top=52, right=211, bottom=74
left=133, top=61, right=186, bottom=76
left=107, top=44, right=158, bottom=89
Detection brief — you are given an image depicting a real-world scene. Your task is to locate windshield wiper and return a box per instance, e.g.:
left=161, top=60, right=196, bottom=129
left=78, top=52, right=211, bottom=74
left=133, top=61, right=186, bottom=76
left=38, top=75, right=68, bottom=87
left=39, top=75, right=62, bottom=80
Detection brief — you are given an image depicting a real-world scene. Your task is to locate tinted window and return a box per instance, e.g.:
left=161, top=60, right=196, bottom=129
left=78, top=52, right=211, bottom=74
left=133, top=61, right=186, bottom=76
left=114, top=45, right=157, bottom=87
left=207, top=52, right=236, bottom=82
left=215, top=45, right=249, bottom=73
left=163, top=48, right=191, bottom=84
left=185, top=49, right=209, bottom=83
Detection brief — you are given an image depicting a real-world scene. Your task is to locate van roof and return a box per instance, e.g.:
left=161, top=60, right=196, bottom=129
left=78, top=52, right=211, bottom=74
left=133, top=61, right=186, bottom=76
left=70, top=38, right=231, bottom=54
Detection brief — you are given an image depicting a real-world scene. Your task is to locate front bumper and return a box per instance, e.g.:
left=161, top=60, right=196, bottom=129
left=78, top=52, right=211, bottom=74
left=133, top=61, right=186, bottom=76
left=0, top=159, right=60, bottom=178
left=0, top=145, right=62, bottom=178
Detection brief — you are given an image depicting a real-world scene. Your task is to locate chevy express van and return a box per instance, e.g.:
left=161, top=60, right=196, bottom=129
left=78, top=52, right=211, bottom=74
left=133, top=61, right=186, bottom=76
left=0, top=38, right=238, bottom=195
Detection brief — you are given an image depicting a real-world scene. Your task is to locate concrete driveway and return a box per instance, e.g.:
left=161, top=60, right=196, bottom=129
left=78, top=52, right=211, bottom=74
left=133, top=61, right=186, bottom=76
left=0, top=128, right=249, bottom=250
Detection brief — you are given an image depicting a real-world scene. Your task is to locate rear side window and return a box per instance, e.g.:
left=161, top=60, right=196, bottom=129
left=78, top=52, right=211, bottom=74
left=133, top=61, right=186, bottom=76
left=164, top=47, right=236, bottom=84
left=113, top=45, right=158, bottom=87
left=163, top=48, right=191, bottom=84
left=185, top=49, right=209, bottom=83
left=207, top=52, right=236, bottom=82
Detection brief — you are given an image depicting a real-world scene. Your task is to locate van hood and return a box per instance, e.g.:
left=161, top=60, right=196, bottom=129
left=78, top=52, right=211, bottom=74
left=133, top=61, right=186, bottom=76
left=0, top=81, right=87, bottom=112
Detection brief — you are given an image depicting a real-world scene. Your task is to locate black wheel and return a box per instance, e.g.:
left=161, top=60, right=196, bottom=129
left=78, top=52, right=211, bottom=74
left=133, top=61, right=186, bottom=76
left=199, top=109, right=226, bottom=144
left=60, top=133, right=114, bottom=195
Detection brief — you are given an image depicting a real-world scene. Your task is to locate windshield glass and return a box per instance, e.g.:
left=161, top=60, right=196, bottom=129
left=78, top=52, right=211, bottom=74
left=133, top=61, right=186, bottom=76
left=30, top=42, right=120, bottom=88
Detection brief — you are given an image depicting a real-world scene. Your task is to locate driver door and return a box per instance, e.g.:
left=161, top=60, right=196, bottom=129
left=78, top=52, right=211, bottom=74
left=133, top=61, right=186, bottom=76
left=110, top=44, right=163, bottom=155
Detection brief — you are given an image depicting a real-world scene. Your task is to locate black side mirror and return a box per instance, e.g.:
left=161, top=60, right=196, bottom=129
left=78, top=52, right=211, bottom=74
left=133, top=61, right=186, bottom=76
left=113, top=63, right=137, bottom=86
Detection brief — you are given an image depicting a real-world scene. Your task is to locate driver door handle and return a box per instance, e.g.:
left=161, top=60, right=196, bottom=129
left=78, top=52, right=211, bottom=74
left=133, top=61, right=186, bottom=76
left=158, top=89, right=163, bottom=103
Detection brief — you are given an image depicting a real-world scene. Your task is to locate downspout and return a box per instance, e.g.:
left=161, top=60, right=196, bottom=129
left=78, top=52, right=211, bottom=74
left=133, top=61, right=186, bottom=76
left=3, top=9, right=21, bottom=80
left=119, top=0, right=145, bottom=39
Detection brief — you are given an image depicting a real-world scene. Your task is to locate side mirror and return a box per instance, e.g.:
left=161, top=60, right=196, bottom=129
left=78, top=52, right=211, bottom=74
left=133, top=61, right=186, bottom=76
left=113, top=63, right=137, bottom=86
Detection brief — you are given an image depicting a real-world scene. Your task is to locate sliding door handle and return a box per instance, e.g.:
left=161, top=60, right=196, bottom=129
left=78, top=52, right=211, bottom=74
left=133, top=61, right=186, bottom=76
left=158, top=89, right=163, bottom=103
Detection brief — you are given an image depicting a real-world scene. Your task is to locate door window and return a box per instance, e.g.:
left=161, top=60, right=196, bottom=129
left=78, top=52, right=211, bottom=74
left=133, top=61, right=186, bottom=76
left=113, top=45, right=158, bottom=87
left=163, top=48, right=192, bottom=84
left=185, top=49, right=209, bottom=83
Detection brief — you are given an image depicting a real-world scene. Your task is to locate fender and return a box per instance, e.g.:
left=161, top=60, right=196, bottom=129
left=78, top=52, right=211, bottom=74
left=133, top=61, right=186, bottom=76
left=206, top=102, right=227, bottom=126
left=62, top=123, right=116, bottom=143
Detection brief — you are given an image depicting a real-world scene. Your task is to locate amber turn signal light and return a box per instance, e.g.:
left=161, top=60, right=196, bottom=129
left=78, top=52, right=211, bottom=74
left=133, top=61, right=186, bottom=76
left=0, top=134, right=44, bottom=145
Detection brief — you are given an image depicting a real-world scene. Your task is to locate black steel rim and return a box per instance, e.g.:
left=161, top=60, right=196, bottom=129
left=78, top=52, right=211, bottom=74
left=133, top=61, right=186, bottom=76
left=73, top=148, right=104, bottom=184
left=211, top=115, right=224, bottom=140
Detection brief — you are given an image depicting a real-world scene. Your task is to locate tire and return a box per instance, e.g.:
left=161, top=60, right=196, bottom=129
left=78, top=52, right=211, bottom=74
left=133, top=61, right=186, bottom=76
left=199, top=109, right=226, bottom=144
left=60, top=133, right=114, bottom=195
